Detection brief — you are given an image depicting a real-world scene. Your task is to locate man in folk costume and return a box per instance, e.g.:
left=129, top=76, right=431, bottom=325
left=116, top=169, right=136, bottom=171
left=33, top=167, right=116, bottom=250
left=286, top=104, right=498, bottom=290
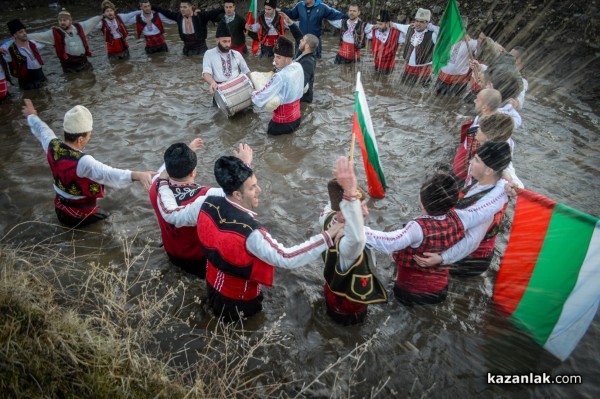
left=434, top=17, right=477, bottom=96
left=0, top=56, right=8, bottom=101
left=365, top=174, right=465, bottom=305
left=97, top=1, right=130, bottom=60
left=1, top=19, right=47, bottom=90
left=415, top=142, right=513, bottom=278
left=251, top=36, right=304, bottom=135
left=246, top=0, right=287, bottom=58
left=390, top=8, right=438, bottom=86
left=135, top=0, right=170, bottom=54
left=328, top=3, right=366, bottom=64
left=155, top=154, right=343, bottom=321
left=223, top=0, right=248, bottom=54
left=155, top=1, right=224, bottom=56
left=202, top=21, right=251, bottom=97
left=320, top=157, right=387, bottom=325
left=21, top=99, right=155, bottom=228
left=149, top=140, right=252, bottom=278
left=26, top=9, right=101, bottom=73
left=366, top=10, right=403, bottom=75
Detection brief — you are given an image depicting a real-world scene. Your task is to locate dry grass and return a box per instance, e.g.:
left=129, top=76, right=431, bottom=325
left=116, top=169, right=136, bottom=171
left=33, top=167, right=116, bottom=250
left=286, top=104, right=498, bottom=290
left=0, top=222, right=388, bottom=398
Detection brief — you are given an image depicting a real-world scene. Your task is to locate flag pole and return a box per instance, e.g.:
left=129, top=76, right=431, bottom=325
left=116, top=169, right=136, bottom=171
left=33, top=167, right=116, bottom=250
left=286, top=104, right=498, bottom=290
left=349, top=72, right=360, bottom=162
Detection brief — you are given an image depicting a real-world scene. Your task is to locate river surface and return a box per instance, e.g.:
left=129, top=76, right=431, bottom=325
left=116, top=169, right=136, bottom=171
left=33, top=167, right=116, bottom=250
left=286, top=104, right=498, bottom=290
left=0, top=5, right=599, bottom=398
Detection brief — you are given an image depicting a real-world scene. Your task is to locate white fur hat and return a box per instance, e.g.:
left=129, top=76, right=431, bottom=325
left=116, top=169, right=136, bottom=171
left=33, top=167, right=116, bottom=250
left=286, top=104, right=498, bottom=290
left=414, top=8, right=431, bottom=22
left=63, top=105, right=93, bottom=134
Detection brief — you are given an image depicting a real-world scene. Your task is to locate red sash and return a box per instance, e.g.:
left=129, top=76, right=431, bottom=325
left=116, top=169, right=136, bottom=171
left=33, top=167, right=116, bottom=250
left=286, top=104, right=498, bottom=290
left=54, top=196, right=98, bottom=219
left=404, top=64, right=432, bottom=77
left=338, top=41, right=360, bottom=60
left=263, top=34, right=279, bottom=47
left=438, top=69, right=470, bottom=84
left=0, top=78, right=7, bottom=99
left=145, top=33, right=166, bottom=48
left=272, top=100, right=301, bottom=123
left=231, top=43, right=247, bottom=53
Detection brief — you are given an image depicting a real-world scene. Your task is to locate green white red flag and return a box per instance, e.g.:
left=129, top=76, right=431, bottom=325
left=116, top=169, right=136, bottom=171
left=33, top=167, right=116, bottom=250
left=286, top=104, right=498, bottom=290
left=352, top=72, right=386, bottom=198
left=494, top=190, right=600, bottom=361
left=432, top=0, right=466, bottom=75
left=246, top=0, right=259, bottom=55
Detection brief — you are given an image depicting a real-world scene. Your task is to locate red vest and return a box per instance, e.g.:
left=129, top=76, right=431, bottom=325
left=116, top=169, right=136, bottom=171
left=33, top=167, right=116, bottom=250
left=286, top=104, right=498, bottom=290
left=100, top=15, right=129, bottom=49
left=136, top=12, right=165, bottom=38
left=149, top=179, right=210, bottom=262
left=393, top=211, right=465, bottom=294
left=199, top=196, right=274, bottom=301
left=46, top=138, right=104, bottom=198
left=8, top=41, right=44, bottom=79
left=371, top=27, right=401, bottom=71
left=402, top=28, right=435, bottom=65
left=457, top=186, right=508, bottom=258
left=51, top=23, right=92, bottom=60
left=452, top=118, right=479, bottom=180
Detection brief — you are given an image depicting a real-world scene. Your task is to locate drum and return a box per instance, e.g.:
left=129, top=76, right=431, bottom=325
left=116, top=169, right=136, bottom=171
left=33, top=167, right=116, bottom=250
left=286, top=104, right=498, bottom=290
left=214, top=75, right=253, bottom=117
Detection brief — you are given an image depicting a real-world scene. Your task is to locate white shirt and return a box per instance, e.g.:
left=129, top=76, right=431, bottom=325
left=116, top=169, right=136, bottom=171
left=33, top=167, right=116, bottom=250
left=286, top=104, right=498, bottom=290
left=248, top=15, right=289, bottom=35
left=441, top=39, right=477, bottom=75
left=27, top=15, right=102, bottom=50
left=364, top=23, right=403, bottom=44
left=252, top=62, right=304, bottom=107
left=393, top=23, right=438, bottom=66
left=27, top=115, right=133, bottom=200
left=156, top=185, right=334, bottom=270
left=328, top=19, right=362, bottom=44
left=202, top=47, right=250, bottom=83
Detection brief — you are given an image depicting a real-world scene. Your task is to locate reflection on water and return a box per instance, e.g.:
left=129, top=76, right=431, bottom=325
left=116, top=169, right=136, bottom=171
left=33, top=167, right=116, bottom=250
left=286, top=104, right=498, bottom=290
left=0, top=5, right=599, bottom=398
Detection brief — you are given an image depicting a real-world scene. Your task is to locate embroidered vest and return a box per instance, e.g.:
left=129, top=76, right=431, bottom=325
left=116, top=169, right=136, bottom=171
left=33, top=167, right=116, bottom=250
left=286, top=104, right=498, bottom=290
left=46, top=138, right=104, bottom=198
left=8, top=41, right=44, bottom=79
left=393, top=211, right=465, bottom=294
left=101, top=15, right=129, bottom=45
left=452, top=118, right=479, bottom=180
left=371, top=27, right=401, bottom=71
left=322, top=212, right=387, bottom=304
left=339, top=18, right=365, bottom=49
left=199, top=197, right=274, bottom=301
left=52, top=23, right=92, bottom=60
left=402, top=28, right=435, bottom=65
left=149, top=179, right=210, bottom=262
left=136, top=12, right=165, bottom=37
left=258, top=13, right=285, bottom=44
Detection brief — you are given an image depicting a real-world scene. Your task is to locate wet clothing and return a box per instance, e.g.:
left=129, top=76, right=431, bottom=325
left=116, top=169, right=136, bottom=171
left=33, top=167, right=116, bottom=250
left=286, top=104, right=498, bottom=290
left=2, top=40, right=46, bottom=89
left=251, top=62, right=304, bottom=135
left=202, top=48, right=250, bottom=84
left=366, top=25, right=402, bottom=74
left=156, top=191, right=335, bottom=322
left=150, top=177, right=223, bottom=278
left=134, top=11, right=169, bottom=53
left=225, top=13, right=248, bottom=54
left=288, top=23, right=316, bottom=103
left=435, top=39, right=477, bottom=96
left=156, top=6, right=223, bottom=56
left=99, top=15, right=129, bottom=58
left=247, top=12, right=286, bottom=58
left=328, top=18, right=366, bottom=64
left=26, top=115, right=134, bottom=227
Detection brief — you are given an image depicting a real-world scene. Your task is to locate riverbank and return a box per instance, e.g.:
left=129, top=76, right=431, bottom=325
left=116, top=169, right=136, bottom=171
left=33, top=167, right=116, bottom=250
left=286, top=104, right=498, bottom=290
left=1, top=0, right=598, bottom=103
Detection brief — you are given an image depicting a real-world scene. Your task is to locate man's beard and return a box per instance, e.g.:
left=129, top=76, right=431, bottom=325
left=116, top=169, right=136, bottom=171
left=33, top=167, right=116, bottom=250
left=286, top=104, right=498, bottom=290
left=218, top=43, right=230, bottom=53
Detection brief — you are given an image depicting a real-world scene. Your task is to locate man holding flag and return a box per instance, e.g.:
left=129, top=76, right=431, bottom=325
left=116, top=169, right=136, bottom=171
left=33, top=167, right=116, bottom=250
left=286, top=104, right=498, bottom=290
left=432, top=0, right=470, bottom=87
left=245, top=0, right=287, bottom=58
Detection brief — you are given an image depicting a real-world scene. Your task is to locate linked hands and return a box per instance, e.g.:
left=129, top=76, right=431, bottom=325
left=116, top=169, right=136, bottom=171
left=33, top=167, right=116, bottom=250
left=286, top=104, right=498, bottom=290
left=234, top=143, right=253, bottom=165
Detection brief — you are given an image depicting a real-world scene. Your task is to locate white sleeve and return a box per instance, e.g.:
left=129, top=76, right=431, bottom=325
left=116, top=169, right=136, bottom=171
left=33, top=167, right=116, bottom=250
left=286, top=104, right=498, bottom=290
left=248, top=23, right=260, bottom=32
left=26, top=29, right=55, bottom=45
left=80, top=16, right=103, bottom=34
left=364, top=221, right=424, bottom=254
left=504, top=161, right=524, bottom=189
left=441, top=219, right=492, bottom=264
left=151, top=163, right=166, bottom=184
left=318, top=202, right=333, bottom=226
left=157, top=183, right=225, bottom=227
left=202, top=55, right=213, bottom=75
left=236, top=52, right=251, bottom=75
left=246, top=228, right=333, bottom=269
left=337, top=199, right=365, bottom=272
left=251, top=74, right=283, bottom=108
left=76, top=155, right=133, bottom=188
left=515, top=78, right=528, bottom=110
left=364, top=23, right=373, bottom=40
left=2, top=40, right=14, bottom=61
left=26, top=115, right=58, bottom=152
left=119, top=11, right=140, bottom=26
left=427, top=23, right=440, bottom=33
left=432, top=30, right=438, bottom=44
left=159, top=13, right=177, bottom=24
left=328, top=19, right=342, bottom=29
left=454, top=182, right=508, bottom=230
left=392, top=23, right=410, bottom=34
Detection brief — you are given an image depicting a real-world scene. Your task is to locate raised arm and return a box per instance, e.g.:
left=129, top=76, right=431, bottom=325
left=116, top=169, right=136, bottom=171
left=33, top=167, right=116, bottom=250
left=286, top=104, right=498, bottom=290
left=364, top=221, right=424, bottom=254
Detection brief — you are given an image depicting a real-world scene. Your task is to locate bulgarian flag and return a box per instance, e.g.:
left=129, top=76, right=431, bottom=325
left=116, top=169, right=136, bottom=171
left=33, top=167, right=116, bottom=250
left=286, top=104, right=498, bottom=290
left=352, top=72, right=386, bottom=198
left=494, top=190, right=600, bottom=361
left=246, top=0, right=259, bottom=55
left=432, top=0, right=466, bottom=75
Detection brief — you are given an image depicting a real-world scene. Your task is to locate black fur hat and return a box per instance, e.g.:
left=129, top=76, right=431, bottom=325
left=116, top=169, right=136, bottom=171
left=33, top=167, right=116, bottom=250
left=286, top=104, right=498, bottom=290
left=214, top=156, right=253, bottom=195
left=216, top=20, right=231, bottom=38
left=274, top=36, right=294, bottom=58
left=7, top=19, right=26, bottom=35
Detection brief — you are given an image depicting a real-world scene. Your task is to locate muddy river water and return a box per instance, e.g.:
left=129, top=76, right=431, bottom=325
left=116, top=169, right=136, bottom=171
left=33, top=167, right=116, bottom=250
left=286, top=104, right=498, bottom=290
left=0, top=5, right=598, bottom=398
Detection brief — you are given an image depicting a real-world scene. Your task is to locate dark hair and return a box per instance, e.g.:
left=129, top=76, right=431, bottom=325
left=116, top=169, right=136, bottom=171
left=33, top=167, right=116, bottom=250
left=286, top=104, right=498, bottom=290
left=64, top=131, right=88, bottom=142
left=180, top=1, right=194, bottom=5
left=419, top=174, right=458, bottom=216
left=327, top=178, right=366, bottom=211
left=479, top=113, right=514, bottom=142
left=348, top=3, right=360, bottom=10
left=164, top=143, right=197, bottom=179
left=214, top=156, right=253, bottom=195
left=223, top=0, right=235, bottom=4
left=476, top=141, right=512, bottom=173
left=484, top=64, right=523, bottom=102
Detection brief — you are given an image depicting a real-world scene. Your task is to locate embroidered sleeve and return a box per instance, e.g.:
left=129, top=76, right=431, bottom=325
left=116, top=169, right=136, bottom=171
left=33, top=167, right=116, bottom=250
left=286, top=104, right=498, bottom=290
left=441, top=219, right=492, bottom=265
left=364, top=221, right=424, bottom=254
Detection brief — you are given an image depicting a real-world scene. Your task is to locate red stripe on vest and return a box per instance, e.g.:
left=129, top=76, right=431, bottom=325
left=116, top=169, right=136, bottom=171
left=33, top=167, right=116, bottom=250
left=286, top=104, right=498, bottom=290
left=8, top=41, right=44, bottom=79
left=338, top=41, right=360, bottom=60
left=52, top=23, right=92, bottom=60
left=371, top=28, right=400, bottom=71
left=438, top=69, right=470, bottom=84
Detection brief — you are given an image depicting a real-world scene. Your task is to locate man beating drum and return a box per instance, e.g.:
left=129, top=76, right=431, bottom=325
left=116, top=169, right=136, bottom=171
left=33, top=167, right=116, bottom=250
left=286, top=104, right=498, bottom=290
left=202, top=20, right=251, bottom=108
